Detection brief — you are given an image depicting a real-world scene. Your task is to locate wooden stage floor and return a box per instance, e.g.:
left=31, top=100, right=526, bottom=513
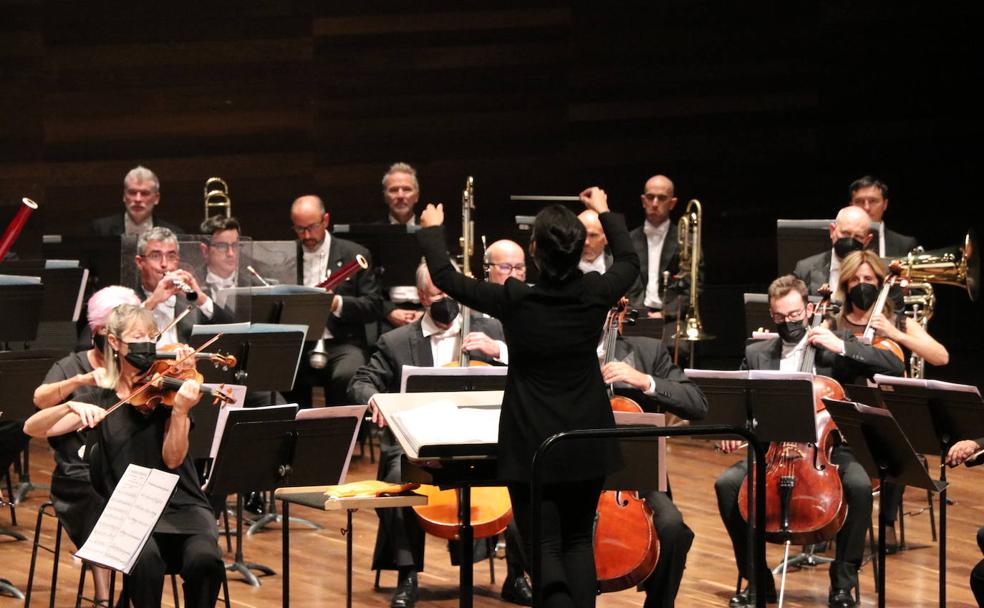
left=2, top=436, right=982, bottom=607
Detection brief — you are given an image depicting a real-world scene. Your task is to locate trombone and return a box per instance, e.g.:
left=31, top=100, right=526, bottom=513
left=204, top=177, right=232, bottom=222
left=671, top=199, right=714, bottom=363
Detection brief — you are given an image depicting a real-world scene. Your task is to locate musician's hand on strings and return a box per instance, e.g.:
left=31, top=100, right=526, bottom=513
left=462, top=332, right=500, bottom=359
left=171, top=380, right=202, bottom=416
left=946, top=439, right=982, bottom=467
left=808, top=326, right=846, bottom=355
left=387, top=309, right=423, bottom=327
left=68, top=402, right=107, bottom=429
left=170, top=345, right=197, bottom=373
left=601, top=362, right=651, bottom=391
left=579, top=187, right=610, bottom=214
left=868, top=312, right=902, bottom=341
left=420, top=203, right=445, bottom=228
left=369, top=397, right=388, bottom=428
left=718, top=440, right=745, bottom=454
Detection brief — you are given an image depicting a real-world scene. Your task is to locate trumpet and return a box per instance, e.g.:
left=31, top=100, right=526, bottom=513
left=203, top=177, right=232, bottom=222
left=671, top=199, right=714, bottom=363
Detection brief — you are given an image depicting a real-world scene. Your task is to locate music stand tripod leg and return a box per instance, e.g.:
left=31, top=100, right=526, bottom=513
left=13, top=447, right=48, bottom=505
left=771, top=544, right=834, bottom=574
left=226, top=495, right=275, bottom=586
left=0, top=577, right=24, bottom=599
left=247, top=497, right=322, bottom=536
left=458, top=487, right=474, bottom=608
left=0, top=526, right=27, bottom=541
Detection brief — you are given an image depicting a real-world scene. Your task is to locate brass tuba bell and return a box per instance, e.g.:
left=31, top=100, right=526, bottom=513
left=203, top=177, right=232, bottom=222
left=890, top=229, right=978, bottom=302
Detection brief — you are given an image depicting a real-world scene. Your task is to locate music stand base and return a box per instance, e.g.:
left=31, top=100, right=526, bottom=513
left=772, top=547, right=834, bottom=574
left=247, top=513, right=321, bottom=536
left=13, top=481, right=48, bottom=504
left=225, top=560, right=274, bottom=587
left=0, top=578, right=25, bottom=599
left=0, top=526, right=27, bottom=541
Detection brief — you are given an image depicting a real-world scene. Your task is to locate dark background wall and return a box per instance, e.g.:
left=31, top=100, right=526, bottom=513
left=2, top=1, right=981, bottom=379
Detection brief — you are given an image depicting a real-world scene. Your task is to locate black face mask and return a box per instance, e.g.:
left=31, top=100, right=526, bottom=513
left=776, top=320, right=808, bottom=344
left=833, top=237, right=865, bottom=259
left=123, top=341, right=157, bottom=373
left=848, top=283, right=879, bottom=311
left=429, top=298, right=460, bottom=326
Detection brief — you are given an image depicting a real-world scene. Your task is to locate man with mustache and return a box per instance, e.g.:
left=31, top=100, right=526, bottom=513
left=91, top=166, right=183, bottom=237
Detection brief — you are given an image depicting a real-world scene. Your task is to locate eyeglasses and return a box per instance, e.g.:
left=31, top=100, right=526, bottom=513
left=485, top=263, right=526, bottom=274
left=209, top=242, right=241, bottom=253
left=770, top=308, right=806, bottom=324
left=291, top=221, right=324, bottom=234
left=141, top=251, right=179, bottom=263
left=643, top=192, right=672, bottom=203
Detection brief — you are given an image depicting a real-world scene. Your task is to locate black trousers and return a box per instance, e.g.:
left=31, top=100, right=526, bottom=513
left=508, top=477, right=605, bottom=608
left=714, top=444, right=872, bottom=591
left=284, top=341, right=365, bottom=407
left=126, top=532, right=224, bottom=608
left=972, top=526, right=984, bottom=607
left=641, top=491, right=694, bottom=608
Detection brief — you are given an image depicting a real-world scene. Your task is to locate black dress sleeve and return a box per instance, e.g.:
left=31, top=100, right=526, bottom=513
left=417, top=225, right=509, bottom=319
left=596, top=212, right=641, bottom=304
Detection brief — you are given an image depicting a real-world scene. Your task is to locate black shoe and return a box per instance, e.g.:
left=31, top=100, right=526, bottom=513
left=500, top=575, right=533, bottom=606
left=884, top=524, right=899, bottom=554
left=729, top=581, right=777, bottom=607
left=828, top=587, right=856, bottom=608
left=391, top=572, right=418, bottom=608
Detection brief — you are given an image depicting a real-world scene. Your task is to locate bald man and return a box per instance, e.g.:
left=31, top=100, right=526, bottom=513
left=577, top=210, right=608, bottom=274
left=792, top=206, right=873, bottom=296
left=285, top=195, right=382, bottom=407
left=483, top=239, right=527, bottom=285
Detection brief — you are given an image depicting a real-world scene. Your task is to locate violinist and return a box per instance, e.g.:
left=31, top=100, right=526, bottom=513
left=602, top=333, right=707, bottom=608
left=29, top=285, right=142, bottom=604
left=25, top=303, right=225, bottom=608
left=348, top=262, right=520, bottom=608
left=715, top=275, right=904, bottom=608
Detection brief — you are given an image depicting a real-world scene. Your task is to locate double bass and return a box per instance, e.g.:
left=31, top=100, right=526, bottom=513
left=737, top=294, right=848, bottom=546
left=593, top=299, right=661, bottom=593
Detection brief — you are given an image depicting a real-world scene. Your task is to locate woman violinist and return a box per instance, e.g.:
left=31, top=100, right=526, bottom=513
left=24, top=303, right=225, bottom=608
left=407, top=187, right=639, bottom=608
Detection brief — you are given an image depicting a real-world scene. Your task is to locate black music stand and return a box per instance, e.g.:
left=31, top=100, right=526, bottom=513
left=0, top=276, right=44, bottom=346
left=872, top=376, right=984, bottom=606
left=189, top=323, right=305, bottom=389
left=42, top=235, right=123, bottom=289
left=246, top=288, right=333, bottom=338
left=619, top=317, right=664, bottom=340
left=686, top=370, right=818, bottom=600
left=205, top=414, right=359, bottom=607
left=331, top=224, right=420, bottom=290
left=823, top=398, right=944, bottom=608
left=203, top=405, right=297, bottom=586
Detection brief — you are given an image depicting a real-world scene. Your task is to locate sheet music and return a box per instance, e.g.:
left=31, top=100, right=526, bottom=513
left=75, top=464, right=178, bottom=574
left=399, top=364, right=508, bottom=393
left=873, top=374, right=982, bottom=397
left=204, top=384, right=247, bottom=463
left=747, top=370, right=814, bottom=382
left=296, top=405, right=368, bottom=483
left=389, top=400, right=500, bottom=455
left=684, top=369, right=749, bottom=380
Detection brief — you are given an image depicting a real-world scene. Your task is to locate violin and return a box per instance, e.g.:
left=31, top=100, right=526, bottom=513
left=593, top=298, right=660, bottom=593
left=737, top=294, right=848, bottom=545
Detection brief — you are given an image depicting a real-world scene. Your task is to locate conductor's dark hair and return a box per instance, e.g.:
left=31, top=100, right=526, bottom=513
left=849, top=175, right=889, bottom=200
left=530, top=205, right=586, bottom=283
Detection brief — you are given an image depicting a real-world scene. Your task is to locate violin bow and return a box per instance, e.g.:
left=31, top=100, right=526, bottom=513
left=153, top=305, right=194, bottom=343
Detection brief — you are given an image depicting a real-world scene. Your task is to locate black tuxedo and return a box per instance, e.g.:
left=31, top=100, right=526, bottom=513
left=347, top=315, right=505, bottom=572
left=90, top=213, right=183, bottom=237
left=628, top=222, right=702, bottom=317
left=883, top=227, right=919, bottom=258
left=717, top=335, right=904, bottom=593
left=611, top=336, right=706, bottom=608
left=286, top=236, right=382, bottom=407
left=792, top=250, right=832, bottom=296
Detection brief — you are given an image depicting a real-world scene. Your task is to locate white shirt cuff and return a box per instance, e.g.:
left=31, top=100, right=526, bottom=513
left=197, top=296, right=215, bottom=319
left=495, top=341, right=509, bottom=365
left=643, top=375, right=657, bottom=395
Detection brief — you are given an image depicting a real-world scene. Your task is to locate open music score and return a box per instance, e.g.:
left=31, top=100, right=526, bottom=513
left=75, top=464, right=178, bottom=574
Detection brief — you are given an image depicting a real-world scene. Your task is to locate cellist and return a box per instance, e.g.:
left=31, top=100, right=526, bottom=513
left=715, top=275, right=904, bottom=608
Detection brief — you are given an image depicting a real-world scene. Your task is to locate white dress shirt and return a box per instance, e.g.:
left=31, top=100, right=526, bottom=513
left=301, top=235, right=343, bottom=339
left=779, top=335, right=811, bottom=372
left=827, top=249, right=842, bottom=294
left=150, top=293, right=215, bottom=347
left=579, top=254, right=607, bottom=275
left=643, top=219, right=670, bottom=308
left=421, top=314, right=509, bottom=366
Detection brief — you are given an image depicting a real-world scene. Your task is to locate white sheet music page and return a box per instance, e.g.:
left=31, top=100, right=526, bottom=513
left=389, top=400, right=500, bottom=455
left=75, top=464, right=178, bottom=574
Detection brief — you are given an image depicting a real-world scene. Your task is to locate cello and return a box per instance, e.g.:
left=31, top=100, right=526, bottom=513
left=737, top=293, right=848, bottom=546
left=593, top=299, right=661, bottom=593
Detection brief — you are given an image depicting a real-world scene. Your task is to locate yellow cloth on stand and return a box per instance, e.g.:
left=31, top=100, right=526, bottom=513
left=321, top=480, right=420, bottom=498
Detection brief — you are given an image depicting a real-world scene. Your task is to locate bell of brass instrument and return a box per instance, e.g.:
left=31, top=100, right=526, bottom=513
left=204, top=177, right=232, bottom=222
left=671, top=199, right=714, bottom=361
left=890, top=230, right=978, bottom=301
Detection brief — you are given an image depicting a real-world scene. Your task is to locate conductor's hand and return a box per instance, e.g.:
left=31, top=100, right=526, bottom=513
left=68, top=402, right=107, bottom=429
left=808, top=326, right=845, bottom=355
left=461, top=332, right=501, bottom=359
left=946, top=439, right=982, bottom=467
left=171, top=380, right=202, bottom=416
left=369, top=396, right=388, bottom=428
left=601, top=361, right=650, bottom=392
left=718, top=440, right=745, bottom=454
left=420, top=203, right=445, bottom=228
left=579, top=187, right=610, bottom=215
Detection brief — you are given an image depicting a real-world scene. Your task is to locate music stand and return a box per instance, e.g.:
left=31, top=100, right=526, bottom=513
left=42, top=235, right=123, bottom=289
left=190, top=323, right=306, bottom=390
left=331, top=224, right=420, bottom=290
left=0, top=276, right=44, bottom=345
left=247, top=287, right=333, bottom=339
left=203, top=405, right=297, bottom=586
left=619, top=317, right=665, bottom=340
left=823, top=398, right=944, bottom=608
left=872, top=375, right=984, bottom=606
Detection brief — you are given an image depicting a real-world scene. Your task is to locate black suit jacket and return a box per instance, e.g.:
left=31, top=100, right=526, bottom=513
left=611, top=336, right=707, bottom=421
left=296, top=236, right=383, bottom=346
left=740, top=333, right=905, bottom=385
left=628, top=222, right=700, bottom=316
left=883, top=228, right=919, bottom=258
left=419, top=211, right=639, bottom=483
left=792, top=250, right=832, bottom=296
left=90, top=213, right=184, bottom=237
left=347, top=315, right=505, bottom=405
